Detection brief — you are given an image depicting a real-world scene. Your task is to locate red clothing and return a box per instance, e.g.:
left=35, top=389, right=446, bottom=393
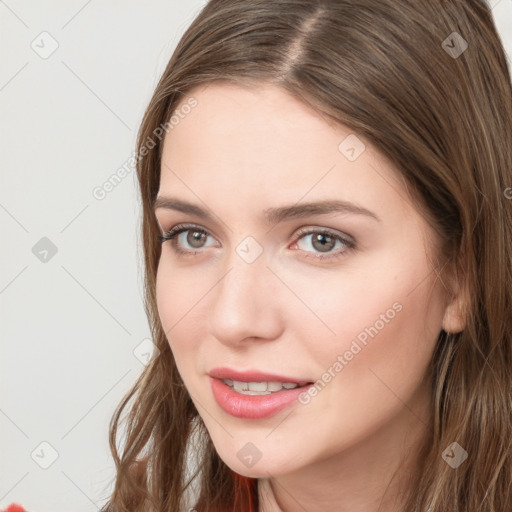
left=2, top=505, right=27, bottom=512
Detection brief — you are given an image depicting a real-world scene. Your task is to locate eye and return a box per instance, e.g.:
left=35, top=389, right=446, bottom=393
left=158, top=223, right=217, bottom=256
left=291, top=227, right=356, bottom=261
left=158, top=223, right=356, bottom=261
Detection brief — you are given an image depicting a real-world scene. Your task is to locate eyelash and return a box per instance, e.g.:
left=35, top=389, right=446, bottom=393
left=158, top=223, right=356, bottom=262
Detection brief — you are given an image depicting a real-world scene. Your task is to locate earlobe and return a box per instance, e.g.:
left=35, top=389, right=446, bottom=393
left=441, top=271, right=469, bottom=334
left=442, top=299, right=466, bottom=333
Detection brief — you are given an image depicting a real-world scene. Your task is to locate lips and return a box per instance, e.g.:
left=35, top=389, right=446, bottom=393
left=208, top=367, right=314, bottom=419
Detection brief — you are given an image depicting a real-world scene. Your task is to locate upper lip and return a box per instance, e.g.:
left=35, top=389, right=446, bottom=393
left=209, top=367, right=313, bottom=384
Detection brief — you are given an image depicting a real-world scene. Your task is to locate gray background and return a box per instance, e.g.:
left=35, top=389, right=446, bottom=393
left=1, top=1, right=510, bottom=511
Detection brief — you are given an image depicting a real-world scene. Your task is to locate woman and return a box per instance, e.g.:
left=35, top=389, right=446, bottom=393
left=101, top=1, right=512, bottom=511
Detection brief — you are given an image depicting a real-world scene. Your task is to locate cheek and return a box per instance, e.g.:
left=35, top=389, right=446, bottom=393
left=349, top=300, right=440, bottom=418
left=282, top=270, right=443, bottom=456
left=293, top=252, right=444, bottom=402
left=155, top=258, right=204, bottom=355
left=155, top=260, right=212, bottom=399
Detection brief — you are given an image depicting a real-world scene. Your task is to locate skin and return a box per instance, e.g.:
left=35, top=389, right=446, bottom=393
left=154, top=82, right=466, bottom=512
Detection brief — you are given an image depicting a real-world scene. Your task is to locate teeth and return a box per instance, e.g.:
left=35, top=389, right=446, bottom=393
left=247, top=381, right=267, bottom=392
left=233, top=380, right=249, bottom=391
left=221, top=379, right=300, bottom=395
left=267, top=381, right=284, bottom=391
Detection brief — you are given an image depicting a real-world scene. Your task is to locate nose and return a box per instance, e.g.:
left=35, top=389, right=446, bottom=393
left=208, top=248, right=284, bottom=347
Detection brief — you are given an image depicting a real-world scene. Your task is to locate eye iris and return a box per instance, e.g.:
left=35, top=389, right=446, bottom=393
left=312, top=233, right=335, bottom=253
left=187, top=231, right=206, bottom=248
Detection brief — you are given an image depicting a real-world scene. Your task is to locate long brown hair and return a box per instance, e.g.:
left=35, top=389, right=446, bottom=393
left=100, top=1, right=512, bottom=510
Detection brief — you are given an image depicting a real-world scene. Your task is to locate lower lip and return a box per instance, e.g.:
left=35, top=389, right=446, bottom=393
left=210, top=377, right=312, bottom=419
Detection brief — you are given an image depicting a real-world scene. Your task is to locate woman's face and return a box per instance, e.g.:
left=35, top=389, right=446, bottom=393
left=154, top=82, right=452, bottom=479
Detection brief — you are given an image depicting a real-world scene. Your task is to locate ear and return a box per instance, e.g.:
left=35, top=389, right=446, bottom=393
left=441, top=263, right=469, bottom=334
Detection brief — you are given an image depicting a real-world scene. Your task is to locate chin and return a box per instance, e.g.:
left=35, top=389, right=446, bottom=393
left=215, top=447, right=298, bottom=479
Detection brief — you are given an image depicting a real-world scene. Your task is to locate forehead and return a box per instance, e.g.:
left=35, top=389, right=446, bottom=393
left=168, top=83, right=338, bottom=159
left=163, top=84, right=357, bottom=182
left=158, top=82, right=415, bottom=228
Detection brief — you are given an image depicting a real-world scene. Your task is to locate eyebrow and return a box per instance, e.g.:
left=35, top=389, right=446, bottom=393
left=153, top=196, right=381, bottom=224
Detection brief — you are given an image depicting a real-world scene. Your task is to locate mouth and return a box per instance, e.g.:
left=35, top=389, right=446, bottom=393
left=208, top=367, right=313, bottom=386
left=220, top=378, right=312, bottom=395
left=208, top=368, right=315, bottom=419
